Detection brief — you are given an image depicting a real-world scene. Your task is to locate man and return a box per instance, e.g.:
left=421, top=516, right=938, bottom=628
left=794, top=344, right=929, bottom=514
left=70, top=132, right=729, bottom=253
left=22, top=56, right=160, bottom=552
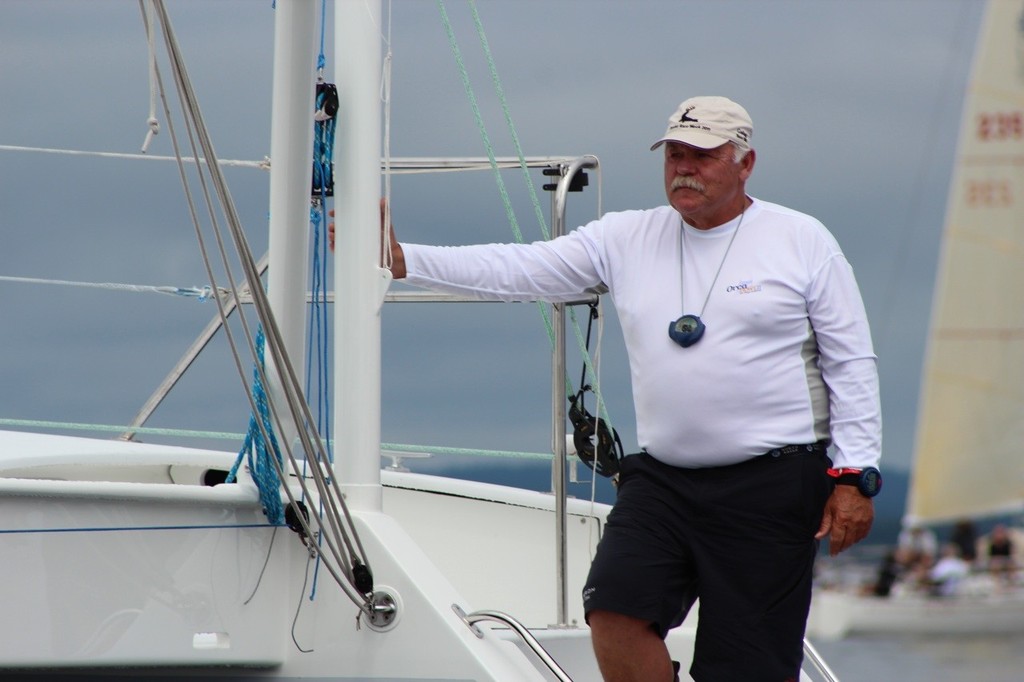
left=385, top=96, right=881, bottom=681
left=927, top=544, right=970, bottom=597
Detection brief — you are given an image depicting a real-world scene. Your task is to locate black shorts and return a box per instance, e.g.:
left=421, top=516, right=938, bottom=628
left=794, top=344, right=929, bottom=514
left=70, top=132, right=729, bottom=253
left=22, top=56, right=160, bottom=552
left=582, top=446, right=832, bottom=682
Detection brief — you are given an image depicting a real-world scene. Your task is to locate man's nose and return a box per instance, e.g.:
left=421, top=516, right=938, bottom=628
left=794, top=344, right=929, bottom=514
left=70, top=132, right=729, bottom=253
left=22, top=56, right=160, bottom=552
left=671, top=155, right=696, bottom=174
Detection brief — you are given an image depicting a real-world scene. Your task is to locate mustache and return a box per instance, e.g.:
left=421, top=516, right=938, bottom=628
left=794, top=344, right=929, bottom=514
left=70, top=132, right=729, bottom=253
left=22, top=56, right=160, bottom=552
left=671, top=176, right=705, bottom=193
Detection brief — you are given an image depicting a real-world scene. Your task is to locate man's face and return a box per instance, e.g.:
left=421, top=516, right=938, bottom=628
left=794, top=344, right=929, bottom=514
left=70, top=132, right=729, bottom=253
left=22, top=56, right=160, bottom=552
left=663, top=141, right=752, bottom=228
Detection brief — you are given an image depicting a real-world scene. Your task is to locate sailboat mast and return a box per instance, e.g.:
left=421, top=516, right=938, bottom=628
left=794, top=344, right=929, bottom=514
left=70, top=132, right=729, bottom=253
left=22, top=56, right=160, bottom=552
left=333, top=0, right=387, bottom=511
left=266, top=0, right=317, bottom=449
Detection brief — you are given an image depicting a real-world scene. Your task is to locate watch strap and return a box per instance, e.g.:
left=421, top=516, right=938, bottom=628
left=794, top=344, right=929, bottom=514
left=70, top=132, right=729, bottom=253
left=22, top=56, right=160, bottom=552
left=827, top=467, right=862, bottom=480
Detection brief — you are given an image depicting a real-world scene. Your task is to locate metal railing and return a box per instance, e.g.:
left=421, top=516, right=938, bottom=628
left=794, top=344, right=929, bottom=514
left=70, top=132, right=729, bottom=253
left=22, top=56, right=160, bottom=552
left=803, top=638, right=841, bottom=682
left=454, top=605, right=573, bottom=682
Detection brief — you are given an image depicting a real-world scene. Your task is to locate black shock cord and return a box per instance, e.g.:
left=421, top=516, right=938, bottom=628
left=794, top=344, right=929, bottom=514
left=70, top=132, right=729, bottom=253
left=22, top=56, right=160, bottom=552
left=567, top=302, right=623, bottom=478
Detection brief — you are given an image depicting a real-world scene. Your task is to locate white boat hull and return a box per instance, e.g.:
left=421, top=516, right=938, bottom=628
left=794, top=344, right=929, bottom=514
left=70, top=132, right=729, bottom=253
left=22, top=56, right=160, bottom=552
left=0, top=429, right=711, bottom=679
left=807, top=585, right=1024, bottom=641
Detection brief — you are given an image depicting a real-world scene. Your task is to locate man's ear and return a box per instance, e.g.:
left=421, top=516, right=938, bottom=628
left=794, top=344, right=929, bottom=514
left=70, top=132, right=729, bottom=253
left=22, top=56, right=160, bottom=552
left=739, top=149, right=756, bottom=181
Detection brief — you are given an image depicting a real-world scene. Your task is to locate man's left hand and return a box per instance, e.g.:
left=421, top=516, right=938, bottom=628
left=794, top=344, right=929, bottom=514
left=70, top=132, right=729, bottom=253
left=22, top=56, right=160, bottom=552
left=815, top=486, right=874, bottom=556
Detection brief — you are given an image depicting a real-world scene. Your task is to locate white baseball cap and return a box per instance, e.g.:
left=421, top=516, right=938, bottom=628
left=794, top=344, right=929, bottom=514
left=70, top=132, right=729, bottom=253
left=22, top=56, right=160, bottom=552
left=650, top=96, right=753, bottom=151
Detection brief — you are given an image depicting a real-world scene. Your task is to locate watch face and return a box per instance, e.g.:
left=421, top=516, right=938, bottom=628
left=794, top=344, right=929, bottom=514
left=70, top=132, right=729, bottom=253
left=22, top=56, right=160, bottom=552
left=860, top=468, right=883, bottom=497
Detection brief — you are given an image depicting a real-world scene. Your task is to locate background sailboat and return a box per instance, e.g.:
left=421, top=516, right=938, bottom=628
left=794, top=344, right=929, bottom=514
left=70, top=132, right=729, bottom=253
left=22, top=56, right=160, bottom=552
left=906, top=0, right=1024, bottom=527
left=807, top=0, right=1024, bottom=641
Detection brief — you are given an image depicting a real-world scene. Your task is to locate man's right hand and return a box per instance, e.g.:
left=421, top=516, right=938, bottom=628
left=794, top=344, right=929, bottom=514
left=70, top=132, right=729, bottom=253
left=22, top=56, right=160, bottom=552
left=381, top=198, right=406, bottom=279
left=327, top=200, right=406, bottom=279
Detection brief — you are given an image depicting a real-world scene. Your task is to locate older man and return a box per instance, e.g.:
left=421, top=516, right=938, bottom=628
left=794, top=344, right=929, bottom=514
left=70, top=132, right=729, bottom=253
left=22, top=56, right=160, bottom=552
left=387, top=96, right=881, bottom=682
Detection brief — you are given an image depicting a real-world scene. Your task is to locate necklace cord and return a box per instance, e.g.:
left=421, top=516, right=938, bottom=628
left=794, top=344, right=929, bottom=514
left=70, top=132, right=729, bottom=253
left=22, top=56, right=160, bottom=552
left=678, top=209, right=746, bottom=318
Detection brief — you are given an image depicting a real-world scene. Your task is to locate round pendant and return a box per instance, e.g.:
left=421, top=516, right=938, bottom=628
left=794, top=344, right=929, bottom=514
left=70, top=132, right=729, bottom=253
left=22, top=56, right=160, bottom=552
left=668, top=314, right=705, bottom=348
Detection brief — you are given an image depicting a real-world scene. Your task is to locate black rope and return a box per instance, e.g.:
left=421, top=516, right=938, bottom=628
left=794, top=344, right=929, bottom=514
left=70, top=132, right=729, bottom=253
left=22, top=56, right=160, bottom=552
left=567, top=302, right=623, bottom=478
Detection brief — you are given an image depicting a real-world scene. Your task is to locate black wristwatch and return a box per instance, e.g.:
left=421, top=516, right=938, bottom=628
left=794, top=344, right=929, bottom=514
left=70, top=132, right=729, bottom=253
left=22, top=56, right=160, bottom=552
left=828, top=466, right=882, bottom=498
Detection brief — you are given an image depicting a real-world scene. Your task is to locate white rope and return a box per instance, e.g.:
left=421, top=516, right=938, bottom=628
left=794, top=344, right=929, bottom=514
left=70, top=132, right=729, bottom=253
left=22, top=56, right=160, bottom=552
left=0, top=274, right=219, bottom=300
left=0, top=145, right=270, bottom=169
left=0, top=144, right=575, bottom=175
left=381, top=0, right=394, bottom=268
left=139, top=0, right=161, bottom=153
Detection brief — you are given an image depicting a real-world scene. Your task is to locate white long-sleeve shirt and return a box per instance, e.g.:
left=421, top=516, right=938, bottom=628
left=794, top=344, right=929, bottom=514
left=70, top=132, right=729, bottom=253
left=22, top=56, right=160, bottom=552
left=403, top=198, right=881, bottom=470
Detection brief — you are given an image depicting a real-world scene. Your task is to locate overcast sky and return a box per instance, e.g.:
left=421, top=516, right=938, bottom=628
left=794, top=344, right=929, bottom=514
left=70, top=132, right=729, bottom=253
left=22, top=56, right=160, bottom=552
left=0, top=0, right=988, bottom=480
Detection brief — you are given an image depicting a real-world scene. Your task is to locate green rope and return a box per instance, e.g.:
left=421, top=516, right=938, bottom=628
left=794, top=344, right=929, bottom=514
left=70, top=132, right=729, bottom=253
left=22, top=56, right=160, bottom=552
left=384, top=443, right=551, bottom=461
left=467, top=1, right=551, bottom=242
left=0, top=418, right=552, bottom=461
left=436, top=0, right=567, bottom=397
left=438, top=0, right=617, bottom=429
left=436, top=0, right=524, bottom=243
left=0, top=418, right=242, bottom=441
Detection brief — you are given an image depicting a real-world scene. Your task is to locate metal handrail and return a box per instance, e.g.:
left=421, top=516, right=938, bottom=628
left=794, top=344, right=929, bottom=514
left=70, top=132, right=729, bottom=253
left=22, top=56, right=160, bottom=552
left=231, top=290, right=600, bottom=304
left=457, top=606, right=573, bottom=682
left=803, top=638, right=841, bottom=682
left=546, top=155, right=600, bottom=626
left=456, top=607, right=836, bottom=682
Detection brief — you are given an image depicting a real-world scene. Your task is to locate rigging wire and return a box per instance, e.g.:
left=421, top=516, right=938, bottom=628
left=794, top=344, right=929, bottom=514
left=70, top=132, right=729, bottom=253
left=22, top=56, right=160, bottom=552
left=148, top=0, right=373, bottom=615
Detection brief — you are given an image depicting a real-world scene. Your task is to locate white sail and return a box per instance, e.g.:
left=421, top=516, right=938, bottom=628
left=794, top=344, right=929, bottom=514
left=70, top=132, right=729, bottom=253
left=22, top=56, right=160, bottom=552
left=907, top=0, right=1024, bottom=523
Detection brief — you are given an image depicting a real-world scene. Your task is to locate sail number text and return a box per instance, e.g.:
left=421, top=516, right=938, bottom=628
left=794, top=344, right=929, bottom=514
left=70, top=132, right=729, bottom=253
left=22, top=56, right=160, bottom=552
left=976, top=111, right=1023, bottom=140
left=966, top=111, right=1020, bottom=207
left=965, top=180, right=1013, bottom=208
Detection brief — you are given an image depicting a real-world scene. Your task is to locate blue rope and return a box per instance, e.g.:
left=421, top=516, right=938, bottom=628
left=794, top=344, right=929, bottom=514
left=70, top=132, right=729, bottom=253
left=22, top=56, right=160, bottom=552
left=312, top=84, right=336, bottom=197
left=227, top=326, right=285, bottom=525
left=310, top=0, right=336, bottom=465
left=307, top=203, right=332, bottom=465
left=308, top=3, right=336, bottom=599
left=310, top=39, right=336, bottom=462
left=307, top=216, right=329, bottom=602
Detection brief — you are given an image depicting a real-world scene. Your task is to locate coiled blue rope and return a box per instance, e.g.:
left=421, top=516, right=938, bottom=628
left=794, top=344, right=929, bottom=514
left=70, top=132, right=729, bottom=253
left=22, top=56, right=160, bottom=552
left=234, top=0, right=335, bottom=526
left=227, top=325, right=285, bottom=525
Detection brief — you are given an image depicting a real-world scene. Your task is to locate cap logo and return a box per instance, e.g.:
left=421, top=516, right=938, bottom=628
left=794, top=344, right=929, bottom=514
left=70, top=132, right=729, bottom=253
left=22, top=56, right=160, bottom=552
left=679, top=106, right=699, bottom=124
